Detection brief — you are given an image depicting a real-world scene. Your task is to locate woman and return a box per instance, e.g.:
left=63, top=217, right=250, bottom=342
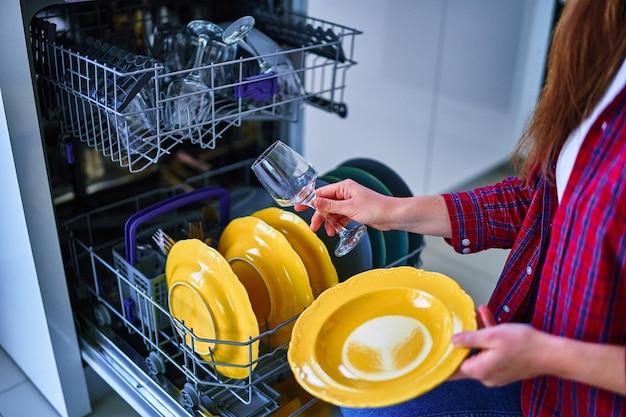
left=297, top=0, right=626, bottom=415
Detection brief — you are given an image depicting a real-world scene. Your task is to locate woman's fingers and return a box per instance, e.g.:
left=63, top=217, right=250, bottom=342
left=477, top=304, right=497, bottom=328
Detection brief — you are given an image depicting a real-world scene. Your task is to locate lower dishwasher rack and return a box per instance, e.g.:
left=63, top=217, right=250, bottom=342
left=63, top=160, right=324, bottom=417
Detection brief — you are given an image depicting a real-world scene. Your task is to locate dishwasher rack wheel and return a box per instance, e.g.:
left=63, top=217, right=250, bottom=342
left=93, top=304, right=112, bottom=327
left=145, top=351, right=166, bottom=376
left=181, top=382, right=201, bottom=409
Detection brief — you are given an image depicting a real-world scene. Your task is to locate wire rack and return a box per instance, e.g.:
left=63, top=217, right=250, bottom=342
left=30, top=7, right=361, bottom=173
left=63, top=161, right=298, bottom=415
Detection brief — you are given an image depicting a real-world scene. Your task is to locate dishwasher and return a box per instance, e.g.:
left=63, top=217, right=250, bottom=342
left=11, top=0, right=367, bottom=415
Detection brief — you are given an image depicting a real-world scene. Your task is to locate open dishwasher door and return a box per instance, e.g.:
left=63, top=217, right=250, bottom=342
left=0, top=0, right=92, bottom=413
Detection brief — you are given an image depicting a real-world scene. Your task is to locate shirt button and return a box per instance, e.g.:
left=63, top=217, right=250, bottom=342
left=503, top=305, right=510, bottom=313
left=601, top=121, right=608, bottom=131
left=462, top=248, right=470, bottom=254
left=526, top=266, right=532, bottom=275
left=461, top=238, right=470, bottom=246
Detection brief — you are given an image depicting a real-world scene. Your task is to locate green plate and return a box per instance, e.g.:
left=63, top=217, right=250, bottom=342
left=340, top=158, right=424, bottom=266
left=325, top=166, right=408, bottom=268
left=320, top=173, right=386, bottom=269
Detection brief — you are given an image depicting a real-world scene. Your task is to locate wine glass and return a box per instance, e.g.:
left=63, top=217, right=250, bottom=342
left=222, top=16, right=273, bottom=74
left=165, top=21, right=220, bottom=138
left=251, top=140, right=367, bottom=257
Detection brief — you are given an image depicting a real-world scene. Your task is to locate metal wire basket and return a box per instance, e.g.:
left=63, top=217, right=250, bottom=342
left=31, top=9, right=361, bottom=173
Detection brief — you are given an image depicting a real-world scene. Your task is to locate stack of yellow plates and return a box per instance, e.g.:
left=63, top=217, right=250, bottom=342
left=165, top=239, right=259, bottom=380
left=288, top=267, right=476, bottom=407
left=218, top=216, right=314, bottom=348
left=252, top=207, right=338, bottom=298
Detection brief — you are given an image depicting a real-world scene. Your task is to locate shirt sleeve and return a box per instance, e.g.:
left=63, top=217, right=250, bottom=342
left=441, top=176, right=536, bottom=254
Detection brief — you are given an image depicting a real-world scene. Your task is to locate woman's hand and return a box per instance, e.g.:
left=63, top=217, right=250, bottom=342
left=449, top=305, right=626, bottom=395
left=294, top=179, right=453, bottom=238
left=451, top=320, right=548, bottom=386
left=448, top=305, right=548, bottom=386
left=294, top=179, right=394, bottom=236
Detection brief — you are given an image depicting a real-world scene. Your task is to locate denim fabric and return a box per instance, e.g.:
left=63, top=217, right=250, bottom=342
left=340, top=379, right=523, bottom=417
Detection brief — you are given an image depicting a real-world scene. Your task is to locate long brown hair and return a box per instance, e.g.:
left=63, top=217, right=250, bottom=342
left=514, top=0, right=626, bottom=181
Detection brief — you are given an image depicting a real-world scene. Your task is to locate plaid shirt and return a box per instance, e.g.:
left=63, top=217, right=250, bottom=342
left=442, top=84, right=626, bottom=416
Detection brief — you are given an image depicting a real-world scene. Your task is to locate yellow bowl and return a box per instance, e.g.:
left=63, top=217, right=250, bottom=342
left=165, top=239, right=260, bottom=379
left=252, top=207, right=338, bottom=297
left=218, top=216, right=313, bottom=347
left=288, top=266, right=476, bottom=407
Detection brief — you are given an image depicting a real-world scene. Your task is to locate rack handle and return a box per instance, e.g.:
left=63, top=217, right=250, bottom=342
left=124, top=186, right=230, bottom=265
left=305, top=95, right=348, bottom=118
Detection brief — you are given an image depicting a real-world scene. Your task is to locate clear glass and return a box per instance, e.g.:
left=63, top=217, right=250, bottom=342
left=151, top=23, right=188, bottom=88
left=188, top=20, right=237, bottom=92
left=107, top=56, right=158, bottom=155
left=222, top=16, right=272, bottom=74
left=165, top=21, right=218, bottom=137
left=252, top=140, right=367, bottom=257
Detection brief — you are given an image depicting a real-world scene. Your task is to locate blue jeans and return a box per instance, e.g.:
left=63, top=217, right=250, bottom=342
left=340, top=379, right=523, bottom=417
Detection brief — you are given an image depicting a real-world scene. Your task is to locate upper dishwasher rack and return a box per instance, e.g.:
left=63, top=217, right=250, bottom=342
left=30, top=8, right=361, bottom=173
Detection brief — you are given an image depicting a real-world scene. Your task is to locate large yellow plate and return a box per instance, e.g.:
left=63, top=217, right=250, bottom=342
left=288, top=266, right=476, bottom=407
left=165, top=239, right=260, bottom=379
left=218, top=216, right=314, bottom=347
left=252, top=207, right=338, bottom=297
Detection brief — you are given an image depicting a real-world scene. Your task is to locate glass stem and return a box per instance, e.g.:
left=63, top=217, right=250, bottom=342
left=305, top=198, right=350, bottom=236
left=328, top=218, right=351, bottom=237
left=190, top=35, right=208, bottom=79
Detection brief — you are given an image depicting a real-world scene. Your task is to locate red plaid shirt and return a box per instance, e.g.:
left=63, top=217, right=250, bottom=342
left=442, top=84, right=626, bottom=416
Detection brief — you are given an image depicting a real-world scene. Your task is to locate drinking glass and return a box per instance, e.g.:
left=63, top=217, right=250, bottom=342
left=251, top=140, right=367, bottom=257
left=222, top=16, right=272, bottom=74
left=106, top=55, right=158, bottom=155
left=165, top=21, right=219, bottom=136
left=112, top=91, right=157, bottom=155
left=189, top=21, right=237, bottom=96
left=151, top=23, right=188, bottom=87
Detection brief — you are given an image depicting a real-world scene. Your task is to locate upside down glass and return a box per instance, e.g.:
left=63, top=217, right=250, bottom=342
left=151, top=22, right=188, bottom=88
left=251, top=140, right=367, bottom=257
left=165, top=20, right=219, bottom=137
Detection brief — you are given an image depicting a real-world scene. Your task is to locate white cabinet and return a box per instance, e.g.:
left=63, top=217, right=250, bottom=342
left=304, top=0, right=555, bottom=195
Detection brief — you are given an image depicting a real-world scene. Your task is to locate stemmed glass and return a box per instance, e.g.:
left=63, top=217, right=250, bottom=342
left=165, top=21, right=221, bottom=137
left=222, top=16, right=272, bottom=74
left=252, top=140, right=367, bottom=257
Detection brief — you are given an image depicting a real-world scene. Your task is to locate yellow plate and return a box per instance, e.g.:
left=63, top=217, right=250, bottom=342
left=288, top=267, right=476, bottom=407
left=252, top=207, right=338, bottom=297
left=165, top=239, right=260, bottom=379
left=218, top=216, right=314, bottom=347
